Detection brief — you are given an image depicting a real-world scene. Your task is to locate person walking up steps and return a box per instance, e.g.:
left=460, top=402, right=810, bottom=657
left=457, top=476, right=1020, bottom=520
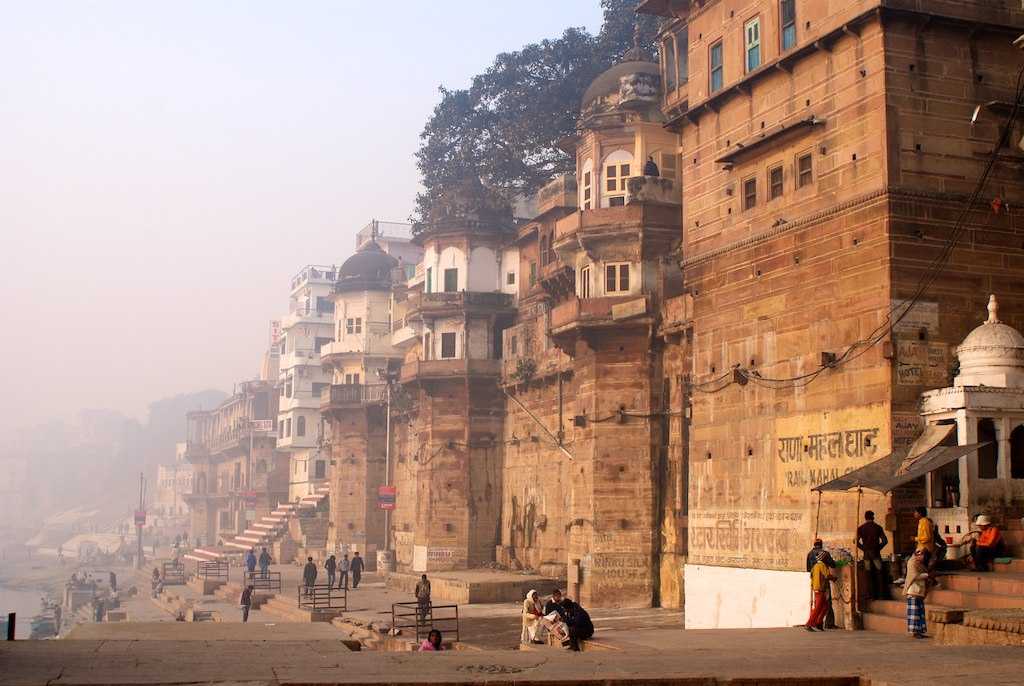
left=338, top=553, right=350, bottom=590
left=350, top=551, right=364, bottom=589
left=258, top=547, right=272, bottom=579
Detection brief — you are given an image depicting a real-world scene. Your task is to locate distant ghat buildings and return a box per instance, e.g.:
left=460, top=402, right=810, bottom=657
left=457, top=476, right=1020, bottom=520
left=181, top=0, right=1024, bottom=628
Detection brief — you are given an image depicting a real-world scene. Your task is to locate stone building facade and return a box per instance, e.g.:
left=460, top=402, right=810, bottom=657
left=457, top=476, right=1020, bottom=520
left=638, top=0, right=1024, bottom=627
left=183, top=381, right=287, bottom=545
left=320, top=240, right=404, bottom=564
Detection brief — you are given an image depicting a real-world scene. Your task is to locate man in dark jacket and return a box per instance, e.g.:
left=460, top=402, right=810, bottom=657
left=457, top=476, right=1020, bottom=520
left=240, top=585, right=254, bottom=623
left=561, top=598, right=593, bottom=651
left=350, top=551, right=364, bottom=589
left=258, top=548, right=272, bottom=579
left=302, top=557, right=317, bottom=597
left=324, top=555, right=337, bottom=589
left=544, top=589, right=567, bottom=621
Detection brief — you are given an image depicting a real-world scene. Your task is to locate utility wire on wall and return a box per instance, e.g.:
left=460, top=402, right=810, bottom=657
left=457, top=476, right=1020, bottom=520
left=689, top=63, right=1024, bottom=396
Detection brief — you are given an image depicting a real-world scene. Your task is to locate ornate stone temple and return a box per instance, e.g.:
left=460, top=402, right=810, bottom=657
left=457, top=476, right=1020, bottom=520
left=920, top=295, right=1024, bottom=538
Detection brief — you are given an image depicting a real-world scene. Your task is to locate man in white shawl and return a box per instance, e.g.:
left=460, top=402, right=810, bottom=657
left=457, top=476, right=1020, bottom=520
left=521, top=589, right=544, bottom=644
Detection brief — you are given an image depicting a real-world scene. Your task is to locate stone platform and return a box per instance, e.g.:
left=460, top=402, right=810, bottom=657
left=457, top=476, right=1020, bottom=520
left=385, top=568, right=564, bottom=604
left=5, top=627, right=1024, bottom=685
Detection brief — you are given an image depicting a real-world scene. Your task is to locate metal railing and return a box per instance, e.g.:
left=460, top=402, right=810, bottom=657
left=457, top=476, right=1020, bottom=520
left=196, top=560, right=229, bottom=581
left=244, top=571, right=281, bottom=592
left=162, top=561, right=186, bottom=585
left=297, top=584, right=347, bottom=611
left=321, top=383, right=387, bottom=406
left=391, top=602, right=460, bottom=642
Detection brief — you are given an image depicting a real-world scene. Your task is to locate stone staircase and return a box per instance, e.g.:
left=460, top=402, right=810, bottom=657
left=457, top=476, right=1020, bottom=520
left=862, top=520, right=1024, bottom=635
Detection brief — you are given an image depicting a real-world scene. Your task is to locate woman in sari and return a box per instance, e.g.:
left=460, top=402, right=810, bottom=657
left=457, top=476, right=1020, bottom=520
left=520, top=590, right=544, bottom=644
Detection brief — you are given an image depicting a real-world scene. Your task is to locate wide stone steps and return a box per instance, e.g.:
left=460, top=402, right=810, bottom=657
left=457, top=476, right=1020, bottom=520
left=260, top=595, right=312, bottom=622
left=941, top=571, right=1024, bottom=596
left=994, top=558, right=1024, bottom=574
left=863, top=566, right=1024, bottom=635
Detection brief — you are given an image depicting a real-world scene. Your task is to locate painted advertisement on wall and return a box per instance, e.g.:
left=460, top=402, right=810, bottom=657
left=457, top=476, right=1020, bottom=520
left=689, top=402, right=892, bottom=572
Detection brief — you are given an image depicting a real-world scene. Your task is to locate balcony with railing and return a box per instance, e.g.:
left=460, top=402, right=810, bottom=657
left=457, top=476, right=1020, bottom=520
left=279, top=349, right=322, bottom=372
left=549, top=295, right=649, bottom=335
left=281, top=306, right=335, bottom=330
left=290, top=265, right=338, bottom=293
left=406, top=291, right=515, bottom=318
left=320, top=383, right=387, bottom=412
left=187, top=420, right=277, bottom=458
left=400, top=358, right=502, bottom=384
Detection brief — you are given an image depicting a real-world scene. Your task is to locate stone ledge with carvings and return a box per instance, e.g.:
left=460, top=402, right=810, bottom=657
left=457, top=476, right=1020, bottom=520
left=920, top=384, right=1024, bottom=414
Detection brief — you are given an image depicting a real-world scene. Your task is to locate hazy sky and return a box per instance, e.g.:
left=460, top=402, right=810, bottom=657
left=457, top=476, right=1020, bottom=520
left=0, top=1, right=603, bottom=432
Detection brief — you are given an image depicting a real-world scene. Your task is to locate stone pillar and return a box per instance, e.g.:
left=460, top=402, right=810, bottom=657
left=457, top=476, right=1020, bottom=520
left=956, top=411, right=974, bottom=508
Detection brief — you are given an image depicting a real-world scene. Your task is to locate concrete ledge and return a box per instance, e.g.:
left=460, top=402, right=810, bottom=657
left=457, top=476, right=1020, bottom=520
left=386, top=570, right=563, bottom=604
left=186, top=577, right=226, bottom=596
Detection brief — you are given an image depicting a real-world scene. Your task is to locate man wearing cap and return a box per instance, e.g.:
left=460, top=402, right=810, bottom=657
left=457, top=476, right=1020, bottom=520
left=969, top=514, right=1004, bottom=572
left=804, top=550, right=836, bottom=632
left=804, top=539, right=836, bottom=629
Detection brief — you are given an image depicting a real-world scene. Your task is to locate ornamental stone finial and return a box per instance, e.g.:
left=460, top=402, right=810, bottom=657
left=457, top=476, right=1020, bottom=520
left=987, top=294, right=1000, bottom=324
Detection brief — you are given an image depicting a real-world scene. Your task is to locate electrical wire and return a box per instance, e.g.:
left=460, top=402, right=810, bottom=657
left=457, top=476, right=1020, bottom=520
left=690, top=63, right=1024, bottom=394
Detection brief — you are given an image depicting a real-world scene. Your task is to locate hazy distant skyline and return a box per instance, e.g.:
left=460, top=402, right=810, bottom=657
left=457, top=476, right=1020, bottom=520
left=0, top=1, right=603, bottom=432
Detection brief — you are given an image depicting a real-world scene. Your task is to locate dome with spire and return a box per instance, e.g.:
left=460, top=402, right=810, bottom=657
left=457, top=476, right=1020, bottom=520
left=955, top=294, right=1024, bottom=388
left=335, top=240, right=398, bottom=294
left=580, top=24, right=661, bottom=118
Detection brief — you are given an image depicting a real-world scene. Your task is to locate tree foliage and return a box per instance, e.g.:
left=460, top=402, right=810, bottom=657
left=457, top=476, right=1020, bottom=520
left=415, top=1, right=658, bottom=219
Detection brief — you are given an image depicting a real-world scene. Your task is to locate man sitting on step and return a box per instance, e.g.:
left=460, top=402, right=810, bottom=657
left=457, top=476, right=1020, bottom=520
left=968, top=515, right=1005, bottom=572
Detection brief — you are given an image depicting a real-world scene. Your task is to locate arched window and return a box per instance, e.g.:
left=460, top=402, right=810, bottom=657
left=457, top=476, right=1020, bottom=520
left=580, top=158, right=594, bottom=210
left=978, top=418, right=998, bottom=479
left=602, top=150, right=633, bottom=207
left=1011, top=425, right=1024, bottom=479
left=297, top=415, right=306, bottom=437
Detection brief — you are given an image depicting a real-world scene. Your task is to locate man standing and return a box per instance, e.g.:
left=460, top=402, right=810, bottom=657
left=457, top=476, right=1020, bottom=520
left=240, top=584, right=254, bottom=623
left=350, top=551, right=364, bottom=589
left=856, top=511, right=889, bottom=600
left=804, top=539, right=835, bottom=629
left=245, top=548, right=257, bottom=581
left=258, top=547, right=272, bottom=579
left=302, top=557, right=318, bottom=597
left=415, top=574, right=431, bottom=623
left=804, top=550, right=836, bottom=632
left=913, top=506, right=936, bottom=567
left=339, top=553, right=350, bottom=590
left=325, top=554, right=337, bottom=589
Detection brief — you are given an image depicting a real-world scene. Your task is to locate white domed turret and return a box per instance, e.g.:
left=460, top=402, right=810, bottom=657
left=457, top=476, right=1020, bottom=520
left=955, top=294, right=1024, bottom=388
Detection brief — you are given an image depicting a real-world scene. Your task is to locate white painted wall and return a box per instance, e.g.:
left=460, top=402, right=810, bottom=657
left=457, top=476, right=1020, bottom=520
left=500, top=247, right=519, bottom=297
left=684, top=565, right=809, bottom=629
left=468, top=246, right=499, bottom=292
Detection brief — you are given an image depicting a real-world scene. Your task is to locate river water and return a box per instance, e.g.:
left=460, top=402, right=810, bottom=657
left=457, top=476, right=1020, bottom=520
left=1, top=585, right=46, bottom=638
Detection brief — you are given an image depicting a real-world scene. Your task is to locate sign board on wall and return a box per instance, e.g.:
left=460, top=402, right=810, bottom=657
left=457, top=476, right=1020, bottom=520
left=891, top=300, right=939, bottom=334
left=689, top=403, right=892, bottom=572
left=377, top=486, right=396, bottom=510
left=893, top=413, right=923, bottom=452
left=895, top=341, right=949, bottom=387
left=269, top=320, right=282, bottom=354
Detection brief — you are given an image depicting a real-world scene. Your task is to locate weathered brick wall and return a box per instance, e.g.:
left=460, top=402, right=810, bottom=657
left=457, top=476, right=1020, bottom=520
left=568, top=331, right=660, bottom=608
left=681, top=15, right=894, bottom=571
left=327, top=406, right=386, bottom=554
